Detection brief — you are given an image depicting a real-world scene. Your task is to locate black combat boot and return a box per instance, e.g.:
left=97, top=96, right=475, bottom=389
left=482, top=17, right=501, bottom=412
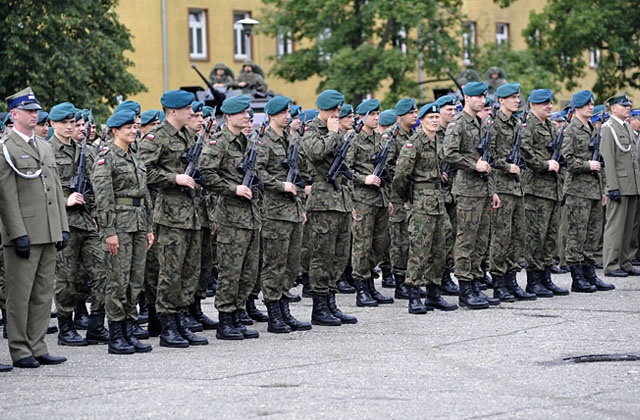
left=74, top=301, right=90, bottom=330
left=408, top=286, right=429, bottom=314
left=327, top=293, right=357, bottom=324
left=216, top=312, right=244, bottom=340
left=246, top=296, right=269, bottom=322
left=582, top=264, right=615, bottom=291
left=492, top=275, right=515, bottom=302
left=337, top=267, right=356, bottom=294
left=279, top=298, right=312, bottom=331
left=159, top=313, right=189, bottom=348
left=137, top=293, right=149, bottom=325
left=86, top=312, right=109, bottom=345
left=147, top=304, right=162, bottom=337
left=311, top=293, right=341, bottom=326
left=300, top=272, right=312, bottom=298
left=504, top=271, right=536, bottom=301
left=380, top=266, right=396, bottom=288
left=458, top=280, right=489, bottom=309
left=190, top=298, right=218, bottom=330
left=206, top=267, right=218, bottom=298
left=425, top=284, right=458, bottom=311
left=439, top=269, right=460, bottom=296
left=176, top=311, right=209, bottom=345
left=283, top=290, right=302, bottom=302
left=265, top=301, right=292, bottom=334
left=232, top=310, right=259, bottom=339
left=57, top=314, right=89, bottom=346
left=354, top=277, right=377, bottom=307
left=124, top=319, right=153, bottom=353
left=473, top=279, right=500, bottom=306
left=394, top=273, right=410, bottom=300
left=1, top=308, right=7, bottom=339
left=238, top=310, right=254, bottom=325
left=525, top=270, right=554, bottom=298
left=540, top=267, right=569, bottom=295
left=107, top=321, right=135, bottom=355
left=130, top=322, right=150, bottom=340
left=570, top=265, right=597, bottom=293
left=367, top=278, right=394, bottom=304
left=182, top=310, right=203, bottom=332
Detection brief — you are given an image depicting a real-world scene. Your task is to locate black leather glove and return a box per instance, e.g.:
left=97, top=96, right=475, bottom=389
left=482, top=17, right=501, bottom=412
left=13, top=235, right=30, bottom=259
left=608, top=189, right=622, bottom=203
left=56, top=231, right=70, bottom=251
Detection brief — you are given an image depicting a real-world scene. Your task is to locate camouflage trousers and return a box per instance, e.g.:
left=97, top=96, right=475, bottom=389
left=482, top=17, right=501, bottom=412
left=389, top=201, right=410, bottom=276
left=565, top=195, right=603, bottom=265
left=308, top=211, right=352, bottom=295
left=406, top=211, right=445, bottom=288
left=104, top=231, right=148, bottom=322
left=214, top=225, right=260, bottom=313
left=557, top=204, right=568, bottom=265
left=351, top=203, right=390, bottom=280
left=524, top=195, right=559, bottom=271
left=54, top=226, right=106, bottom=317
left=490, top=193, right=525, bottom=276
left=260, top=219, right=303, bottom=302
left=196, top=227, right=214, bottom=300
left=143, top=224, right=159, bottom=306
left=453, top=195, right=492, bottom=282
left=155, top=225, right=201, bottom=315
left=444, top=199, right=457, bottom=271
left=299, top=222, right=312, bottom=275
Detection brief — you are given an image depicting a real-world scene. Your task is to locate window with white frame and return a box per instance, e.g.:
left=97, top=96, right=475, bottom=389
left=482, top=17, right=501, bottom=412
left=234, top=11, right=251, bottom=60
left=462, top=21, right=476, bottom=65
left=496, top=23, right=509, bottom=45
left=189, top=10, right=207, bottom=60
left=589, top=48, right=601, bottom=68
left=394, top=27, right=407, bottom=55
left=277, top=29, right=293, bottom=58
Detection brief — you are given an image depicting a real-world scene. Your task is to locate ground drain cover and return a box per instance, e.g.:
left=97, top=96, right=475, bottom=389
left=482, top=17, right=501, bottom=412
left=563, top=354, right=640, bottom=363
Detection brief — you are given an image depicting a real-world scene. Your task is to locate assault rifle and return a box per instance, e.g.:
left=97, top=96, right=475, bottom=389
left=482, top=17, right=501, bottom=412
left=371, top=124, right=399, bottom=187
left=547, top=109, right=573, bottom=180
left=589, top=114, right=605, bottom=177
left=442, top=163, right=456, bottom=185
left=477, top=103, right=499, bottom=181
left=282, top=123, right=307, bottom=202
left=326, top=112, right=368, bottom=191
left=506, top=111, right=528, bottom=181
left=445, top=70, right=465, bottom=107
left=70, top=113, right=93, bottom=198
left=238, top=121, right=266, bottom=200
left=181, top=110, right=216, bottom=198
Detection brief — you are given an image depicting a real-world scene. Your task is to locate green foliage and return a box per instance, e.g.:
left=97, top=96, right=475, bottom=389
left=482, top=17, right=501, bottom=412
left=0, top=0, right=146, bottom=122
left=259, top=0, right=465, bottom=107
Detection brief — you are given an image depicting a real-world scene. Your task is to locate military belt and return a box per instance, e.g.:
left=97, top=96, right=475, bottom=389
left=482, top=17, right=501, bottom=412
left=312, top=174, right=350, bottom=186
left=115, top=197, right=142, bottom=207
left=413, top=181, right=442, bottom=191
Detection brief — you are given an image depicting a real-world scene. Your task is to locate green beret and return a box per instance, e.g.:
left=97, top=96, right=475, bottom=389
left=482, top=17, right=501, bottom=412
left=462, top=82, right=489, bottom=97
left=394, top=98, right=417, bottom=116
left=158, top=111, right=165, bottom=122
left=248, top=108, right=254, bottom=119
left=495, top=83, right=520, bottom=99
left=379, top=110, right=397, bottom=126
left=355, top=99, right=381, bottom=115
left=528, top=89, right=554, bottom=104
left=0, top=120, right=4, bottom=132
left=192, top=101, right=204, bottom=113
left=221, top=95, right=251, bottom=115
left=107, top=110, right=137, bottom=128
left=418, top=102, right=440, bottom=119
left=46, top=126, right=54, bottom=140
left=49, top=102, right=77, bottom=122
left=3, top=113, right=12, bottom=125
left=300, top=109, right=319, bottom=123
left=291, top=105, right=302, bottom=118
left=160, top=90, right=195, bottom=109
left=592, top=104, right=606, bottom=116
left=606, top=92, right=632, bottom=107
left=435, top=95, right=457, bottom=108
left=484, top=95, right=495, bottom=107
left=202, top=106, right=215, bottom=118
left=570, top=90, right=594, bottom=109
left=550, top=112, right=565, bottom=122
left=264, top=96, right=292, bottom=116
left=114, top=100, right=141, bottom=116
left=316, top=89, right=344, bottom=110
left=74, top=109, right=84, bottom=122
left=37, top=110, right=49, bottom=124
left=140, top=110, right=161, bottom=126
left=81, top=109, right=94, bottom=124
left=339, top=104, right=354, bottom=118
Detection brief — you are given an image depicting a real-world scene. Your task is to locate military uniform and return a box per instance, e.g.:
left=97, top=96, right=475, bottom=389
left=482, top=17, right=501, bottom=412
left=236, top=72, right=267, bottom=94
left=436, top=123, right=457, bottom=278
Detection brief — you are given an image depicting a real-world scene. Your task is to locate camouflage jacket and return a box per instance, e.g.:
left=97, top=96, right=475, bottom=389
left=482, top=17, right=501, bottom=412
left=490, top=109, right=523, bottom=197
left=236, top=73, right=267, bottom=93
left=386, top=125, right=413, bottom=204
left=393, top=128, right=445, bottom=215
left=436, top=124, right=455, bottom=203
left=50, top=134, right=97, bottom=231
left=199, top=127, right=261, bottom=230
left=521, top=113, right=562, bottom=201
left=443, top=111, right=495, bottom=197
left=300, top=117, right=353, bottom=213
left=345, top=129, right=388, bottom=207
left=562, top=118, right=603, bottom=199
left=91, top=144, right=153, bottom=237
left=256, top=126, right=305, bottom=223
left=138, top=120, right=201, bottom=230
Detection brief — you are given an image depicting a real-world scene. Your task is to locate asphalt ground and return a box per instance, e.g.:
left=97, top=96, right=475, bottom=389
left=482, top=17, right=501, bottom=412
left=1, top=270, right=639, bottom=419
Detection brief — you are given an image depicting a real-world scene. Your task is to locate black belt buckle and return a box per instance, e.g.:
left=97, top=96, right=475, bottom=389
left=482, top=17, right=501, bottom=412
left=132, top=197, right=141, bottom=207
left=435, top=182, right=442, bottom=191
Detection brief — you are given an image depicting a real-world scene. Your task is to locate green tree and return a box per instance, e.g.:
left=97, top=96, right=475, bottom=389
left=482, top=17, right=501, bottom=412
left=0, top=0, right=145, bottom=121
left=259, top=0, right=465, bottom=107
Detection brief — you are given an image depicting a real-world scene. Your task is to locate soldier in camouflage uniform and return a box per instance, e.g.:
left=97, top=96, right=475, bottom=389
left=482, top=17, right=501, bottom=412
left=488, top=83, right=536, bottom=302
left=520, top=89, right=569, bottom=297
left=300, top=89, right=357, bottom=326
left=345, top=99, right=394, bottom=308
left=92, top=110, right=154, bottom=355
left=562, top=90, right=614, bottom=292
left=236, top=60, right=268, bottom=94
left=49, top=103, right=110, bottom=347
left=394, top=103, right=458, bottom=314
left=199, top=95, right=262, bottom=340
left=138, top=89, right=208, bottom=348
left=256, top=96, right=311, bottom=334
left=443, top=82, right=501, bottom=309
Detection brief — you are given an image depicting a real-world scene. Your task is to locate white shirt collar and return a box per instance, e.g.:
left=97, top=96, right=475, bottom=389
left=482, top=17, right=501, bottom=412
left=11, top=127, right=34, bottom=144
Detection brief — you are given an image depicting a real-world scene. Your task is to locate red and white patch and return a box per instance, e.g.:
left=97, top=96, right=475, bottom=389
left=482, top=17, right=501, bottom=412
left=101, top=146, right=109, bottom=152
left=209, top=140, right=216, bottom=145
left=448, top=122, right=456, bottom=127
left=145, top=134, right=155, bottom=141
left=406, top=143, right=413, bottom=149
left=97, top=159, right=106, bottom=165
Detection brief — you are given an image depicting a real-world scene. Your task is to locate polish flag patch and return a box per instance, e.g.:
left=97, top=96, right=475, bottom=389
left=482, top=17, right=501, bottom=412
left=209, top=140, right=216, bottom=145
left=406, top=143, right=413, bottom=149
left=97, top=159, right=106, bottom=165
left=146, top=134, right=155, bottom=141
left=448, top=122, right=456, bottom=127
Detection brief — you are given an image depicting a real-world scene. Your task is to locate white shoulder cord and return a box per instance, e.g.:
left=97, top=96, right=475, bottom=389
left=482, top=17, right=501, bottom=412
left=602, top=120, right=631, bottom=153
left=1, top=138, right=43, bottom=179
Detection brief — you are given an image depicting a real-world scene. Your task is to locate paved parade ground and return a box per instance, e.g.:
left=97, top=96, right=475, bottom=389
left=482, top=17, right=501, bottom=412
left=1, top=270, right=639, bottom=419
